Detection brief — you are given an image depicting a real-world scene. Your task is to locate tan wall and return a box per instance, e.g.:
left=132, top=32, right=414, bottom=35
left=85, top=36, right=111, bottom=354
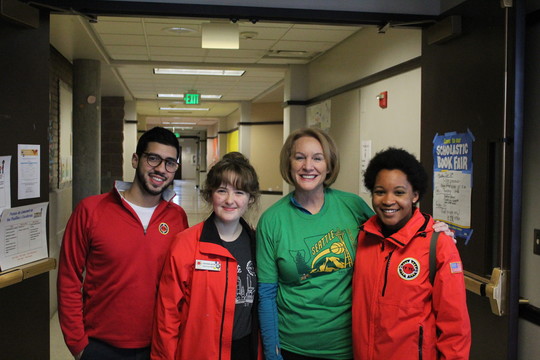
left=223, top=109, right=240, bottom=131
left=308, top=27, right=422, bottom=208
left=251, top=102, right=284, bottom=122
left=250, top=124, right=283, bottom=192
left=249, top=102, right=284, bottom=192
left=327, top=90, right=361, bottom=194
left=308, top=27, right=421, bottom=98
left=123, top=122, right=137, bottom=181
left=356, top=68, right=421, bottom=205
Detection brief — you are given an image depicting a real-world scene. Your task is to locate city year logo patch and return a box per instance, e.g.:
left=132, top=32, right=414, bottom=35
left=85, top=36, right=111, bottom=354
left=397, top=257, right=420, bottom=280
left=159, top=222, right=170, bottom=235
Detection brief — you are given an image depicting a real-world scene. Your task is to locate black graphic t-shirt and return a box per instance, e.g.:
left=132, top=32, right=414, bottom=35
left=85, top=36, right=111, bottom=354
left=221, top=228, right=255, bottom=340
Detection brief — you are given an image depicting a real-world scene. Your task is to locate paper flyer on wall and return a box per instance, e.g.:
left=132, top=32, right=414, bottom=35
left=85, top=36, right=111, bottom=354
left=0, top=202, right=48, bottom=271
left=432, top=130, right=475, bottom=244
left=360, top=140, right=372, bottom=194
left=17, top=144, right=40, bottom=200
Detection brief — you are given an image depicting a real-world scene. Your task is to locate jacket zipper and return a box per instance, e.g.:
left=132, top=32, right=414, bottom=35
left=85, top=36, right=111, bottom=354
left=381, top=249, right=394, bottom=296
left=218, top=258, right=229, bottom=360
left=418, top=325, right=424, bottom=360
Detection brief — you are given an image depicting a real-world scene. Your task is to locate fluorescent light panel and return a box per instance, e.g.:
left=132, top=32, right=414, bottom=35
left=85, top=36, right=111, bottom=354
left=164, top=126, right=193, bottom=130
left=160, top=107, right=209, bottom=111
left=158, top=93, right=222, bottom=99
left=154, top=68, right=245, bottom=76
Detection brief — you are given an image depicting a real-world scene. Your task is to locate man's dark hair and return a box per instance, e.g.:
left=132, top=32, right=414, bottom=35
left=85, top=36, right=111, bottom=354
left=364, top=147, right=428, bottom=201
left=136, top=127, right=180, bottom=159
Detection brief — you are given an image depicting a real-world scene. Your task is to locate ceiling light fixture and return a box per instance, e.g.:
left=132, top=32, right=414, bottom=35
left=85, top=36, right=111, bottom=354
left=164, top=126, right=193, bottom=132
left=160, top=107, right=209, bottom=111
left=201, top=22, right=239, bottom=49
left=162, top=26, right=197, bottom=35
left=267, top=50, right=312, bottom=57
left=157, top=93, right=222, bottom=99
left=240, top=31, right=258, bottom=39
left=164, top=126, right=194, bottom=130
left=154, top=68, right=245, bottom=76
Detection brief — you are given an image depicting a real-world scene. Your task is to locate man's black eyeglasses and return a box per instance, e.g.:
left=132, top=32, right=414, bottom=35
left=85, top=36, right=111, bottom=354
left=142, top=152, right=179, bottom=173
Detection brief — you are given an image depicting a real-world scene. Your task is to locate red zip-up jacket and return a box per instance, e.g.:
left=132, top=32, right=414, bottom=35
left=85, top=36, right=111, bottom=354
left=151, top=214, right=262, bottom=360
left=352, top=209, right=471, bottom=360
left=57, top=181, right=188, bottom=356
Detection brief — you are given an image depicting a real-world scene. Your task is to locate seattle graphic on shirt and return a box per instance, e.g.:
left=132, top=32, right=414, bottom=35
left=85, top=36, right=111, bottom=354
left=236, top=260, right=256, bottom=306
left=289, top=228, right=354, bottom=281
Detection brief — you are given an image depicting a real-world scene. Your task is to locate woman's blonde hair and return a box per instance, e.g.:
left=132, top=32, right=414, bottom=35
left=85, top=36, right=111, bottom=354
left=279, top=127, right=340, bottom=188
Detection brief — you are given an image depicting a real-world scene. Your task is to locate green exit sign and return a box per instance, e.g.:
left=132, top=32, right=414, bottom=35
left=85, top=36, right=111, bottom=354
left=184, top=93, right=200, bottom=105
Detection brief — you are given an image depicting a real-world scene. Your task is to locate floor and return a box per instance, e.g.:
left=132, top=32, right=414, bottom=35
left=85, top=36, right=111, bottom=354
left=50, top=180, right=207, bottom=359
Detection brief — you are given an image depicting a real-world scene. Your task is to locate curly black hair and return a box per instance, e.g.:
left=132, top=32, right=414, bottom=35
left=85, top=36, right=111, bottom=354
left=363, top=147, right=428, bottom=201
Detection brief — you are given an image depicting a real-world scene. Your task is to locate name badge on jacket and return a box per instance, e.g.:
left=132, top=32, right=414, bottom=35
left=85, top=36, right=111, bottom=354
left=195, top=260, right=222, bottom=271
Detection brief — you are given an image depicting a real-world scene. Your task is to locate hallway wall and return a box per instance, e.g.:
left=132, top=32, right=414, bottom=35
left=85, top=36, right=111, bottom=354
left=308, top=27, right=421, bottom=98
left=249, top=102, right=283, bottom=192
left=122, top=121, right=137, bottom=181
left=306, top=27, right=422, bottom=203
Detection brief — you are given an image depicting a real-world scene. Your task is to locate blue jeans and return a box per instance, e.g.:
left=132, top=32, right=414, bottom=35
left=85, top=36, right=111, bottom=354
left=81, top=338, right=150, bottom=360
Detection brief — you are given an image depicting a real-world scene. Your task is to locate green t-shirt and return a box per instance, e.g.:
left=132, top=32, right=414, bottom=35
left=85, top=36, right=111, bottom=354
left=256, top=188, right=374, bottom=358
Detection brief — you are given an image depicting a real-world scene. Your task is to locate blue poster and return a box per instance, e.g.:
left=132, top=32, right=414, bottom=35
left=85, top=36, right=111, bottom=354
left=432, top=130, right=475, bottom=243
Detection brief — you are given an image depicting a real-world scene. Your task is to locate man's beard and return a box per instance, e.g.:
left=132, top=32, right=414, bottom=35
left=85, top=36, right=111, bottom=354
left=136, top=168, right=170, bottom=196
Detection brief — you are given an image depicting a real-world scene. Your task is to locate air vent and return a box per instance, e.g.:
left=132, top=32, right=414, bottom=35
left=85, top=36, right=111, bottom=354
left=265, top=50, right=316, bottom=58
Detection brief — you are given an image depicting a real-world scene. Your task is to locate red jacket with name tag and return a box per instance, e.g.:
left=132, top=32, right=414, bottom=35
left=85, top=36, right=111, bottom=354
left=352, top=209, right=471, bottom=360
left=151, top=214, right=262, bottom=360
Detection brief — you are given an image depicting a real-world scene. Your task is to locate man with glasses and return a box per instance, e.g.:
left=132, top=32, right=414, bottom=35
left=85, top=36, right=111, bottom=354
left=57, top=127, right=189, bottom=360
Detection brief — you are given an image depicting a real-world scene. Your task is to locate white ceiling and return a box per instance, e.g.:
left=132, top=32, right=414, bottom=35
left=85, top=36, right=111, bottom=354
left=50, top=14, right=363, bottom=131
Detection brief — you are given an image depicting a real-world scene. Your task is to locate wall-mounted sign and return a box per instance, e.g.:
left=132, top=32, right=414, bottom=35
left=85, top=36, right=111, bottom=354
left=0, top=202, right=49, bottom=271
left=17, top=144, right=40, bottom=200
left=306, top=100, right=331, bottom=130
left=184, top=93, right=200, bottom=105
left=432, top=129, right=475, bottom=244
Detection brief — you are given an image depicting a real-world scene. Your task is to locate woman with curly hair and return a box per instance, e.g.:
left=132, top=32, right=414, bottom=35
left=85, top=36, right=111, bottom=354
left=352, top=148, right=471, bottom=360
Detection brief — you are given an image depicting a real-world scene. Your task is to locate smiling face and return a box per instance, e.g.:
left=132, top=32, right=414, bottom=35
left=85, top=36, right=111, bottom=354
left=212, top=183, right=251, bottom=225
left=372, top=169, right=419, bottom=232
left=290, top=136, right=329, bottom=195
left=133, top=141, right=178, bottom=197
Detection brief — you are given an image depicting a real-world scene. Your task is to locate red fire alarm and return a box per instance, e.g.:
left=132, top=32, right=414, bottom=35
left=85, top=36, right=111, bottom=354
left=377, top=91, right=388, bottom=108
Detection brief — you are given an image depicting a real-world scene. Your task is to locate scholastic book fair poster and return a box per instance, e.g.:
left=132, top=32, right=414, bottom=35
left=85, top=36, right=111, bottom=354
left=432, top=130, right=475, bottom=243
